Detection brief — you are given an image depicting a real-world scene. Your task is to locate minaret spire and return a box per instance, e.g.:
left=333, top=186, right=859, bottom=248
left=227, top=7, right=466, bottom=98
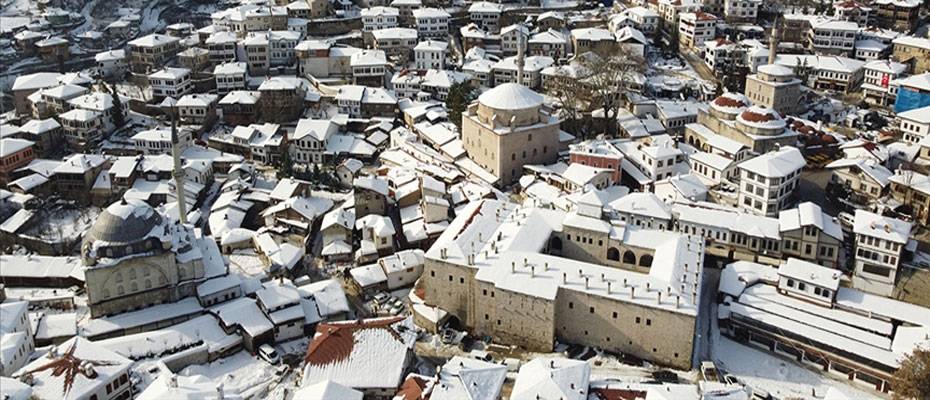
left=768, top=17, right=780, bottom=65
left=170, top=111, right=188, bottom=224
left=516, top=23, right=525, bottom=86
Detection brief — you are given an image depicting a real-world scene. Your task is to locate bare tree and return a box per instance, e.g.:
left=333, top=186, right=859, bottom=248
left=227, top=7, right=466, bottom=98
left=544, top=64, right=590, bottom=137
left=576, top=45, right=646, bottom=137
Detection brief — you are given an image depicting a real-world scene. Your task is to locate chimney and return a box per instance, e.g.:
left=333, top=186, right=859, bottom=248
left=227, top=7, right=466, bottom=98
left=645, top=282, right=650, bottom=292
left=607, top=281, right=612, bottom=294
left=562, top=272, right=567, bottom=284
left=531, top=266, right=535, bottom=277
left=630, top=286, right=635, bottom=299
left=676, top=294, right=681, bottom=308
left=544, top=262, right=549, bottom=271
left=623, top=278, right=628, bottom=288
left=585, top=277, right=589, bottom=289
left=657, top=292, right=662, bottom=304
left=511, top=261, right=515, bottom=273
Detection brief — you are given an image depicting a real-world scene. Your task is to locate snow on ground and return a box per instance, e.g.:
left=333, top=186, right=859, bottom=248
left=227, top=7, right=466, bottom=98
left=178, top=351, right=279, bottom=397
left=713, top=336, right=881, bottom=400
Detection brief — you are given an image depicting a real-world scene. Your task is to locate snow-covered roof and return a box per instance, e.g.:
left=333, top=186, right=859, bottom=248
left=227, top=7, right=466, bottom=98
left=213, top=61, right=248, bottom=75
left=361, top=6, right=399, bottom=16
left=429, top=356, right=507, bottom=400
left=778, top=258, right=840, bottom=290
left=371, top=27, right=417, bottom=41
left=17, top=337, right=131, bottom=400
left=852, top=210, right=911, bottom=244
left=11, top=72, right=63, bottom=91
left=293, top=380, right=363, bottom=400
left=350, top=49, right=387, bottom=66
left=1, top=138, right=34, bottom=157
left=148, top=67, right=190, bottom=80
left=824, top=158, right=892, bottom=186
left=412, top=7, right=450, bottom=19
left=778, top=202, right=843, bottom=240
left=737, top=146, right=805, bottom=178
left=300, top=316, right=417, bottom=390
left=414, top=39, right=448, bottom=51
left=511, top=358, right=591, bottom=400
left=52, top=153, right=107, bottom=174
left=350, top=263, right=388, bottom=287
left=774, top=54, right=864, bottom=74
left=469, top=1, right=503, bottom=13
left=177, top=93, right=218, bottom=108
left=570, top=27, right=614, bottom=41
left=129, top=33, right=179, bottom=47
left=892, top=35, right=930, bottom=50
left=898, top=104, right=930, bottom=124
left=478, top=83, right=543, bottom=110
left=219, top=90, right=260, bottom=105
left=210, top=297, right=273, bottom=337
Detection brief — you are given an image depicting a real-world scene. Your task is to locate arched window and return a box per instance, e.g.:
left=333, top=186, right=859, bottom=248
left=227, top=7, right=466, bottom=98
left=639, top=254, right=654, bottom=267
left=607, top=247, right=620, bottom=261
left=130, top=282, right=138, bottom=292
left=549, top=237, right=563, bottom=251
left=145, top=279, right=152, bottom=289
left=622, top=250, right=636, bottom=264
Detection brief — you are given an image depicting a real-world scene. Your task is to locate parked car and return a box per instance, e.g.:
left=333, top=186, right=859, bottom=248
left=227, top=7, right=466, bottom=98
left=440, top=328, right=456, bottom=344
left=469, top=349, right=492, bottom=362
left=258, top=344, right=280, bottom=365
left=373, top=292, right=389, bottom=304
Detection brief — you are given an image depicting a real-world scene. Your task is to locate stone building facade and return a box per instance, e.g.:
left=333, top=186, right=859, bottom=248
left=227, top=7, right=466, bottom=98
left=420, top=199, right=704, bottom=370
left=82, top=199, right=207, bottom=317
left=461, top=83, right=561, bottom=186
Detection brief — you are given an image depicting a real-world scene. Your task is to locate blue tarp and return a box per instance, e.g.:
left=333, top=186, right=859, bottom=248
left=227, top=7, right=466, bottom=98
left=894, top=87, right=930, bottom=113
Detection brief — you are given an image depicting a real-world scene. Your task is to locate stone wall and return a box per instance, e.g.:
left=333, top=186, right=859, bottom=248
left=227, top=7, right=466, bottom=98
left=555, top=288, right=696, bottom=369
left=473, top=280, right=555, bottom=350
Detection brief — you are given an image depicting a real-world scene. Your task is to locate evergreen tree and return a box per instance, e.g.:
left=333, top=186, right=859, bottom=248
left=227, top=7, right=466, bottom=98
left=278, top=150, right=293, bottom=178
left=446, top=81, right=476, bottom=129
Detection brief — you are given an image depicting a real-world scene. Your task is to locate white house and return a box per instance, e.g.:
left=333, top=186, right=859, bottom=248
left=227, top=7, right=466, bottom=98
left=95, top=49, right=127, bottom=79
left=148, top=67, right=193, bottom=99
left=898, top=104, right=930, bottom=144
left=852, top=210, right=911, bottom=296
left=361, top=6, right=399, bottom=32
left=291, top=118, right=339, bottom=164
left=414, top=40, right=448, bottom=70
left=213, top=61, right=249, bottom=95
left=737, top=146, right=806, bottom=217
left=412, top=7, right=450, bottom=39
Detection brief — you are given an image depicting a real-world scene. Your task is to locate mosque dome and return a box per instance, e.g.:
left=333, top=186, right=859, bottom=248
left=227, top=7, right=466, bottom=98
left=478, top=83, right=544, bottom=111
left=710, top=92, right=751, bottom=115
left=87, top=199, right=164, bottom=245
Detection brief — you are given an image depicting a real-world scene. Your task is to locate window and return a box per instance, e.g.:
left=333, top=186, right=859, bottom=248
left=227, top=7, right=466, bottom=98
left=569, top=302, right=574, bottom=309
left=635, top=316, right=641, bottom=324
left=787, top=279, right=795, bottom=288
left=798, top=282, right=807, bottom=291
left=646, top=318, right=652, bottom=326
left=589, top=307, right=595, bottom=313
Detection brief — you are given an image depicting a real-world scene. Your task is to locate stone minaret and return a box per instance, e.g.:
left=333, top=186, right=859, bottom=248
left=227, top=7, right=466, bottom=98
left=170, top=112, right=188, bottom=224
left=768, top=17, right=780, bottom=65
left=516, top=23, right=525, bottom=86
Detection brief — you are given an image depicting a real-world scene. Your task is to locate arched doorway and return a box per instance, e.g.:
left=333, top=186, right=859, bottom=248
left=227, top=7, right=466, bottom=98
left=639, top=254, right=654, bottom=267
left=622, top=250, right=636, bottom=264
left=607, top=247, right=620, bottom=261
